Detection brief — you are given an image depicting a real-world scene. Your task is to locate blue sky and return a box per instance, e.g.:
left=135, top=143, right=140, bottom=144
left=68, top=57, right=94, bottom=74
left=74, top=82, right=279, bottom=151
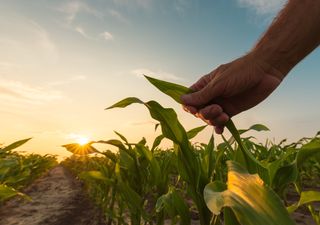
left=0, top=0, right=319, bottom=158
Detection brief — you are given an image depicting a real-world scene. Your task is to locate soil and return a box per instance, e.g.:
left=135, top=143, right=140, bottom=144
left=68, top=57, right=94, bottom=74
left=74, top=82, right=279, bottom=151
left=0, top=165, right=317, bottom=225
left=0, top=165, right=106, bottom=225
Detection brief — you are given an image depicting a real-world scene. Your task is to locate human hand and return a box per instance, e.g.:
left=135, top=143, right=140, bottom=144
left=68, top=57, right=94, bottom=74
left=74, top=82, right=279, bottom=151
left=181, top=54, right=284, bottom=134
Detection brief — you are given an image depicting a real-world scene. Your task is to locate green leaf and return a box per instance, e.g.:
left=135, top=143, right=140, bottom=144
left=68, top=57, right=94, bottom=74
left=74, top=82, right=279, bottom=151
left=0, top=184, right=30, bottom=202
left=204, top=161, right=296, bottom=225
left=114, top=131, right=129, bottom=144
left=296, top=140, right=320, bottom=168
left=79, top=171, right=113, bottom=184
left=136, top=144, right=162, bottom=186
left=144, top=75, right=192, bottom=104
left=225, top=120, right=269, bottom=182
left=238, top=124, right=270, bottom=135
left=151, top=134, right=164, bottom=151
left=97, top=139, right=126, bottom=151
left=119, top=149, right=134, bottom=170
left=224, top=208, right=242, bottom=225
left=187, top=125, right=207, bottom=139
left=144, top=76, right=268, bottom=180
left=156, top=189, right=191, bottom=225
left=287, top=191, right=320, bottom=213
left=106, top=97, right=143, bottom=109
left=1, top=138, right=32, bottom=152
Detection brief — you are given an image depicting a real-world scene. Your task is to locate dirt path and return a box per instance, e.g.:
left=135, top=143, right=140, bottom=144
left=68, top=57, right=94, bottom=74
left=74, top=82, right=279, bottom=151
left=0, top=165, right=106, bottom=225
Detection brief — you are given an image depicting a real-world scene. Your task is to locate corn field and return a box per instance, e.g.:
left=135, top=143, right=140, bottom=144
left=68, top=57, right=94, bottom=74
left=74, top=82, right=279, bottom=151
left=59, top=76, right=320, bottom=225
left=0, top=139, right=57, bottom=203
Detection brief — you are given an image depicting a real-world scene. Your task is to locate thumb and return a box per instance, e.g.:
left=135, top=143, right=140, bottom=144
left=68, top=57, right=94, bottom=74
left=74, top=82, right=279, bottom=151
left=181, top=82, right=222, bottom=107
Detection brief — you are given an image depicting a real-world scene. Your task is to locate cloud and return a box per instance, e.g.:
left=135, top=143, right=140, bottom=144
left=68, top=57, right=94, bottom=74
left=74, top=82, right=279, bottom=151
left=236, top=0, right=286, bottom=15
left=30, top=21, right=58, bottom=58
left=57, top=1, right=101, bottom=24
left=132, top=68, right=182, bottom=81
left=111, top=0, right=153, bottom=10
left=0, top=20, right=58, bottom=64
left=100, top=31, right=114, bottom=41
left=0, top=78, right=63, bottom=105
left=75, top=26, right=93, bottom=39
left=174, top=0, right=195, bottom=15
left=108, top=9, right=129, bottom=24
left=47, top=75, right=87, bottom=86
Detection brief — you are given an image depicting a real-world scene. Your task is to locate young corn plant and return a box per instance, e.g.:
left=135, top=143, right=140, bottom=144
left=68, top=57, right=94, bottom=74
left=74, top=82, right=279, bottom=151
left=107, top=75, right=320, bottom=225
left=0, top=138, right=57, bottom=203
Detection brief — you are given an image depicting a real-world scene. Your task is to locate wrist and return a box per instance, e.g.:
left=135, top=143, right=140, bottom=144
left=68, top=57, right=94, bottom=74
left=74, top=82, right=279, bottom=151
left=247, top=50, right=288, bottom=81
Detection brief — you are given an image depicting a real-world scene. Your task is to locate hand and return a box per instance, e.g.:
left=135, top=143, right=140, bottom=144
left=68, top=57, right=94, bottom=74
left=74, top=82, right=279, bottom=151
left=181, top=54, right=284, bottom=134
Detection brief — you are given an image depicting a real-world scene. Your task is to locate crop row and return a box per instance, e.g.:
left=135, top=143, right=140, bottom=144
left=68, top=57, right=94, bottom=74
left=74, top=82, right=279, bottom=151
left=61, top=76, right=320, bottom=225
left=0, top=139, right=57, bottom=203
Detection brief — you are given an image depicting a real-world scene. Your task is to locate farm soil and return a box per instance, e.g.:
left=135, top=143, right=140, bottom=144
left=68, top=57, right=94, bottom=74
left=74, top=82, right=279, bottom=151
left=0, top=165, right=316, bottom=225
left=0, top=165, right=106, bottom=225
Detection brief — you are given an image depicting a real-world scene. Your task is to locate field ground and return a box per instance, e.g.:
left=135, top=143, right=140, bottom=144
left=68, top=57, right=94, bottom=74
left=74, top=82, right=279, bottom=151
left=0, top=165, right=316, bottom=225
left=0, top=165, right=106, bottom=225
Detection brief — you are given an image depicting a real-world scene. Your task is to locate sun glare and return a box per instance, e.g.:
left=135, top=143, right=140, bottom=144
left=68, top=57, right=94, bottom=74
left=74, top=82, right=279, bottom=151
left=76, top=136, right=89, bottom=145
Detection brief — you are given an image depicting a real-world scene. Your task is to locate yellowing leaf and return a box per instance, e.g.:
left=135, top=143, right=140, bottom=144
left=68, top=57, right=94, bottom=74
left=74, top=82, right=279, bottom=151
left=204, top=161, right=296, bottom=225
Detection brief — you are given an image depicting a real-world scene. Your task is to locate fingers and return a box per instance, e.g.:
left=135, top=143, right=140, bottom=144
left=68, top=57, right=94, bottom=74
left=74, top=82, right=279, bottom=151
left=189, top=104, right=229, bottom=134
left=214, top=126, right=224, bottom=135
left=183, top=105, right=197, bottom=114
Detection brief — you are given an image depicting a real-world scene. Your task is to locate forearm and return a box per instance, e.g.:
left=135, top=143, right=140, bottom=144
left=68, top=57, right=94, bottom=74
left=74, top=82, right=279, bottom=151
left=250, top=0, right=320, bottom=76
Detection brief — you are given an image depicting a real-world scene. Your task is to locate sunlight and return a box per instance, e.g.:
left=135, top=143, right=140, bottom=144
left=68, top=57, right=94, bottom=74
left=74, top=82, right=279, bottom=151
left=76, top=136, right=89, bottom=145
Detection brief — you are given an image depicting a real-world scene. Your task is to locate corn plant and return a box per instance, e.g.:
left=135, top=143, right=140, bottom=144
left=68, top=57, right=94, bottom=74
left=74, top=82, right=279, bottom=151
left=0, top=138, right=57, bottom=203
left=107, top=75, right=320, bottom=225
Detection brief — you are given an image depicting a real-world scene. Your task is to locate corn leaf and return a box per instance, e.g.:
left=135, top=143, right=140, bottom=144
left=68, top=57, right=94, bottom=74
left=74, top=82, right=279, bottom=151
left=105, top=97, right=143, bottom=109
left=287, top=191, right=320, bottom=213
left=0, top=184, right=30, bottom=202
left=1, top=138, right=32, bottom=152
left=156, top=188, right=191, bottom=225
left=187, top=125, right=207, bottom=139
left=204, top=161, right=296, bottom=225
left=143, top=76, right=269, bottom=180
left=151, top=134, right=164, bottom=151
left=238, top=124, right=270, bottom=135
left=144, top=75, right=192, bottom=104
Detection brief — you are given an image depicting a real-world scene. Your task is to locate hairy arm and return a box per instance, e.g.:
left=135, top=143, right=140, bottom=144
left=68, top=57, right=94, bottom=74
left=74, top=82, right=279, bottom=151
left=252, top=0, right=320, bottom=76
left=182, top=0, right=320, bottom=134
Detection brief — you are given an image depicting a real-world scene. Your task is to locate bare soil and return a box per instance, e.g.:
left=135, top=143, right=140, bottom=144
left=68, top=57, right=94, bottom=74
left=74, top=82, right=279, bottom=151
left=0, top=165, right=106, bottom=225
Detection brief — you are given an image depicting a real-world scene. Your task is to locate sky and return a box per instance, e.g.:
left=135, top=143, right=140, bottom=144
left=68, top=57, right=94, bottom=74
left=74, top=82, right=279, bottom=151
left=1, top=0, right=319, bottom=159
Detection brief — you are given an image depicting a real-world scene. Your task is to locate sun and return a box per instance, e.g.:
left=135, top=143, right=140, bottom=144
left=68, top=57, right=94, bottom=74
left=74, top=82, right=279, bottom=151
left=76, top=136, right=89, bottom=145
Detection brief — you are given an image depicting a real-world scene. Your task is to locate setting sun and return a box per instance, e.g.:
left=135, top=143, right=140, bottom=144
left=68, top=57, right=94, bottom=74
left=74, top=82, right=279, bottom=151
left=76, top=136, right=89, bottom=146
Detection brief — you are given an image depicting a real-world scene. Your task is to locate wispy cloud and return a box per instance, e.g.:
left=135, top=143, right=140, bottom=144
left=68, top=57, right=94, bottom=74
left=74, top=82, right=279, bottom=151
left=30, top=21, right=58, bottom=58
left=100, top=31, right=114, bottom=41
left=57, top=1, right=101, bottom=24
left=132, top=68, right=182, bottom=81
left=0, top=20, right=58, bottom=63
left=236, top=0, right=286, bottom=15
left=0, top=78, right=63, bottom=105
left=75, top=26, right=93, bottom=39
left=108, top=9, right=129, bottom=24
left=47, top=75, right=87, bottom=86
left=111, top=0, right=153, bottom=10
left=174, top=0, right=195, bottom=15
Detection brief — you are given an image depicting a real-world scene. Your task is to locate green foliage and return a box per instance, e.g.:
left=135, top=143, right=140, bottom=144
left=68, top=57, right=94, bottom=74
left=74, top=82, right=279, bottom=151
left=61, top=75, right=320, bottom=225
left=0, top=138, right=57, bottom=203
